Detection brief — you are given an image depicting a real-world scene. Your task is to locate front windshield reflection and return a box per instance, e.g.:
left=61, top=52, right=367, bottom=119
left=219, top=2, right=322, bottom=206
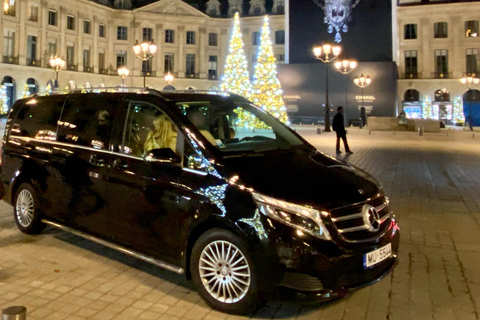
left=177, top=100, right=305, bottom=154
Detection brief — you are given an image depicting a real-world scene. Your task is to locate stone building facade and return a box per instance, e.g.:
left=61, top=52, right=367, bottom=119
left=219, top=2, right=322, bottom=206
left=396, top=0, right=480, bottom=123
left=0, top=0, right=285, bottom=112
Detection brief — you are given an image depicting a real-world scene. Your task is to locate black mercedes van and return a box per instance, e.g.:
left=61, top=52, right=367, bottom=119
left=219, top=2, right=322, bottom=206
left=1, top=89, right=399, bottom=314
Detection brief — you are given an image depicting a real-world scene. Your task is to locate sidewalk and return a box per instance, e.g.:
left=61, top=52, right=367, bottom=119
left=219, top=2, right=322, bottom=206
left=0, top=125, right=479, bottom=320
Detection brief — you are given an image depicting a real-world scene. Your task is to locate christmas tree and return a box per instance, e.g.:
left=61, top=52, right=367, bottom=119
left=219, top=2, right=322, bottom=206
left=250, top=15, right=288, bottom=125
left=452, top=96, right=464, bottom=125
left=422, top=95, right=432, bottom=119
left=22, top=83, right=30, bottom=98
left=220, top=12, right=252, bottom=100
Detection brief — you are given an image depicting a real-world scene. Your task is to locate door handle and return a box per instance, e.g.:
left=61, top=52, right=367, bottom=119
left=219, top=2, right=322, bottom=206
left=113, top=158, right=129, bottom=170
left=89, top=154, right=106, bottom=167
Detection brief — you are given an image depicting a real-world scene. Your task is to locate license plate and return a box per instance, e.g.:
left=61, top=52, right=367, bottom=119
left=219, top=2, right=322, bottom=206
left=363, top=243, right=392, bottom=269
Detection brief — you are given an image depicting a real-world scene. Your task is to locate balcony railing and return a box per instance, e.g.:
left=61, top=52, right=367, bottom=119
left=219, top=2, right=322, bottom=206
left=402, top=72, right=420, bottom=79
left=99, top=68, right=109, bottom=75
left=83, top=66, right=94, bottom=73
left=26, top=59, right=41, bottom=67
left=143, top=71, right=156, bottom=77
left=185, top=72, right=199, bottom=79
left=432, top=71, right=451, bottom=79
left=2, top=55, right=19, bottom=64
left=66, top=64, right=78, bottom=71
left=208, top=73, right=218, bottom=80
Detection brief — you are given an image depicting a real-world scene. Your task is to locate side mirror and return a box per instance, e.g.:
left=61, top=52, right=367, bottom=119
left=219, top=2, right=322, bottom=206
left=144, top=148, right=181, bottom=164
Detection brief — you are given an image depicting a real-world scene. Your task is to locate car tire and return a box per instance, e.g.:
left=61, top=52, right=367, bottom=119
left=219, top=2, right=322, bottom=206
left=13, top=183, right=45, bottom=234
left=190, top=228, right=262, bottom=315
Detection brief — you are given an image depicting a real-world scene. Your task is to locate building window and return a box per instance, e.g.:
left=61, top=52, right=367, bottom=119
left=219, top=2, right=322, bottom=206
left=186, top=31, right=196, bottom=44
left=27, top=36, right=37, bottom=65
left=48, top=10, right=57, bottom=26
left=117, top=26, right=128, bottom=40
left=252, top=32, right=260, bottom=46
left=465, top=21, right=479, bottom=38
left=405, top=50, right=418, bottom=78
left=84, top=20, right=91, bottom=34
left=99, top=24, right=105, bottom=38
left=434, top=49, right=448, bottom=78
left=275, top=30, right=285, bottom=44
left=66, top=45, right=75, bottom=69
left=186, top=54, right=195, bottom=77
left=466, top=48, right=479, bottom=75
left=28, top=5, right=38, bottom=21
left=4, top=31, right=15, bottom=57
left=4, top=0, right=15, bottom=16
left=434, top=22, right=448, bottom=38
left=116, top=50, right=127, bottom=69
left=165, top=29, right=174, bottom=43
left=143, top=28, right=152, bottom=41
left=208, top=33, right=217, bottom=46
left=48, top=41, right=56, bottom=57
left=98, top=52, right=105, bottom=71
left=276, top=54, right=285, bottom=64
left=142, top=60, right=152, bottom=74
left=67, top=15, right=75, bottom=30
left=404, top=24, right=417, bottom=40
left=208, top=55, right=217, bottom=80
left=164, top=53, right=174, bottom=73
left=83, top=49, right=90, bottom=71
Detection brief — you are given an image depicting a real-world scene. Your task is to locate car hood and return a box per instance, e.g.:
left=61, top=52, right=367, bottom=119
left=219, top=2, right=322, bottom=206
left=219, top=149, right=381, bottom=210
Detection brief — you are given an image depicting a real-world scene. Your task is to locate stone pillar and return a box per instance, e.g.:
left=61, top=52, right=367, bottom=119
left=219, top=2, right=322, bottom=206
left=420, top=17, right=430, bottom=79
left=219, top=28, right=228, bottom=76
left=93, top=15, right=99, bottom=73
left=155, top=23, right=163, bottom=76
left=177, top=25, right=185, bottom=77
left=451, top=15, right=462, bottom=79
left=108, top=19, right=115, bottom=74
left=199, top=27, right=207, bottom=79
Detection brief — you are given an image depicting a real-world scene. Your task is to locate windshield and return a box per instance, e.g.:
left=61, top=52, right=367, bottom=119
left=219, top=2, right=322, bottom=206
left=177, top=99, right=306, bottom=154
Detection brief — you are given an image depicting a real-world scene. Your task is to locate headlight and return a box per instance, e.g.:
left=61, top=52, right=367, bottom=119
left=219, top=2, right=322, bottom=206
left=252, top=192, right=331, bottom=240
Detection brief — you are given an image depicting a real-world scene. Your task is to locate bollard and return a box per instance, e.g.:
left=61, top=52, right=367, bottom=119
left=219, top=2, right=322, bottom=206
left=369, top=130, right=371, bottom=135
left=2, top=306, right=26, bottom=320
left=418, top=126, right=424, bottom=136
left=316, top=126, right=323, bottom=134
left=473, top=133, right=475, bottom=139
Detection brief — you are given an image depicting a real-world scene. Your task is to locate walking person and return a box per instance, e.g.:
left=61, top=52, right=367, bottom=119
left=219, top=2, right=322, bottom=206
left=332, top=106, right=353, bottom=154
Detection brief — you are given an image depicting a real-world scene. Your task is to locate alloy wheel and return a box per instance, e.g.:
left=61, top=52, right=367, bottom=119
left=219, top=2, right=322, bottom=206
left=16, top=189, right=34, bottom=227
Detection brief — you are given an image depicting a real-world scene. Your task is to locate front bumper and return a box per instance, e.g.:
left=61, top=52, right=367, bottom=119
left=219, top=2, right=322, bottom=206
left=246, top=216, right=400, bottom=302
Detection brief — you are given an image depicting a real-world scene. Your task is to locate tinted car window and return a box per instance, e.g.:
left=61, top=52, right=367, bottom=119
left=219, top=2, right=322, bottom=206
left=11, top=96, right=65, bottom=139
left=57, top=94, right=118, bottom=150
left=122, top=101, right=178, bottom=156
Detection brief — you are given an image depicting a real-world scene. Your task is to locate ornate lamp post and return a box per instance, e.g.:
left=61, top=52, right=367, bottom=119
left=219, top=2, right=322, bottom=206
left=117, top=66, right=129, bottom=87
left=49, top=55, right=65, bottom=89
left=460, top=75, right=480, bottom=131
left=313, top=44, right=341, bottom=132
left=133, top=40, right=157, bottom=87
left=335, top=59, right=357, bottom=124
left=354, top=74, right=372, bottom=128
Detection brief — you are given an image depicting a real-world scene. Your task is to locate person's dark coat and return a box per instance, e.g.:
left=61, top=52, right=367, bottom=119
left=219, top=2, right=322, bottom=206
left=332, top=112, right=346, bottom=135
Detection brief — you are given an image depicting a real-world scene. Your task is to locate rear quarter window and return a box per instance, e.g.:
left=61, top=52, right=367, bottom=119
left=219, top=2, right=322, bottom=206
left=10, top=96, right=65, bottom=139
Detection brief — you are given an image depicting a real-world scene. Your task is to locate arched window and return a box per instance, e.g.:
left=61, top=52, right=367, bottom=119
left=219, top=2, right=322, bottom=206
left=26, top=78, right=38, bottom=95
left=434, top=89, right=450, bottom=102
left=404, top=89, right=420, bottom=102
left=1, top=76, right=16, bottom=113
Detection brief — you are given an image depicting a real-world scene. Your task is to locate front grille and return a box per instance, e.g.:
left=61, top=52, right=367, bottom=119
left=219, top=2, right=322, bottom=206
left=280, top=272, right=324, bottom=292
left=337, top=258, right=394, bottom=288
left=330, top=196, right=390, bottom=242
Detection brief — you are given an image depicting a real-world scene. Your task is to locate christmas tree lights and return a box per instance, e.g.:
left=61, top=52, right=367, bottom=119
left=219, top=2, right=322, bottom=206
left=453, top=96, right=464, bottom=125
left=249, top=15, right=288, bottom=127
left=220, top=12, right=252, bottom=100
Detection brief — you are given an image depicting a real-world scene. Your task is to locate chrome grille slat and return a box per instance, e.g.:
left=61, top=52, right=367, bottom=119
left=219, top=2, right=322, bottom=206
left=329, top=196, right=391, bottom=242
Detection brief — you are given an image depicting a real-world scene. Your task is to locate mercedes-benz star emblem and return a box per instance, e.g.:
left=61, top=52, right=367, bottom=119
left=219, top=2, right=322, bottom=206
left=362, top=204, right=380, bottom=232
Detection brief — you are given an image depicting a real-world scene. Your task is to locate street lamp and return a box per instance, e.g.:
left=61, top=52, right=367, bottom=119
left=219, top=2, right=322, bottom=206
left=354, top=74, right=372, bottom=128
left=117, top=66, right=129, bottom=87
left=460, top=75, right=480, bottom=131
left=165, top=72, right=174, bottom=85
left=335, top=59, right=357, bottom=124
left=49, top=55, right=65, bottom=89
left=133, top=39, right=157, bottom=87
left=313, top=44, right=341, bottom=132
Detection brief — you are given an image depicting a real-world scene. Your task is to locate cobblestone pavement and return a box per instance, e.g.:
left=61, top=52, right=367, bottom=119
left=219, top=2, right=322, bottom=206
left=1, top=125, right=480, bottom=320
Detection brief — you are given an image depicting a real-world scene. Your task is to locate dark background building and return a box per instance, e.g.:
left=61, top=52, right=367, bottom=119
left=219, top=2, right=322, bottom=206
left=279, top=0, right=398, bottom=124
